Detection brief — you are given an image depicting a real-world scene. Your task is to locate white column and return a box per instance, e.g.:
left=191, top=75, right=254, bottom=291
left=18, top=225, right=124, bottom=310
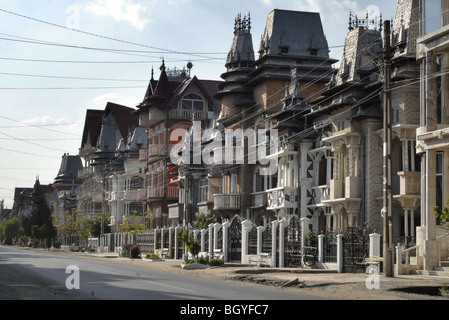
left=278, top=219, right=289, bottom=268
left=271, top=220, right=279, bottom=268
left=241, top=220, right=253, bottom=264
left=337, top=233, right=344, bottom=273
left=222, top=221, right=231, bottom=262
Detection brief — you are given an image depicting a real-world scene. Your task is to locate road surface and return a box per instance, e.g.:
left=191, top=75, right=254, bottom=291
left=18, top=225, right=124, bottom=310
left=0, top=246, right=322, bottom=301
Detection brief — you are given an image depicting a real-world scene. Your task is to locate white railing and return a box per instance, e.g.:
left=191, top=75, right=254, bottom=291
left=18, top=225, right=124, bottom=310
left=213, top=194, right=241, bottom=210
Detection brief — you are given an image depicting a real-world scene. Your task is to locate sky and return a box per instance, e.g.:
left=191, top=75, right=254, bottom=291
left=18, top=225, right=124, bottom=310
left=0, top=0, right=396, bottom=209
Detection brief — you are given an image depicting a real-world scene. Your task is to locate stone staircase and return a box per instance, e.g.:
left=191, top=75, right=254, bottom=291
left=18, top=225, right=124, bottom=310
left=413, top=259, right=449, bottom=278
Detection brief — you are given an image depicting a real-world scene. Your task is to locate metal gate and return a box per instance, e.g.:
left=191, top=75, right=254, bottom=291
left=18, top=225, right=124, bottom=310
left=227, top=215, right=242, bottom=262
left=343, top=227, right=370, bottom=273
left=284, top=216, right=302, bottom=267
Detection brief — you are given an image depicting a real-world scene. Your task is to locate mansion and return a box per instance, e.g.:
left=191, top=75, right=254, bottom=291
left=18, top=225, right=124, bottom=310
left=9, top=0, right=447, bottom=273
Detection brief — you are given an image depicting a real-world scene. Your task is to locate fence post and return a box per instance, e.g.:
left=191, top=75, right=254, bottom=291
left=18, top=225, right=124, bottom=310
left=278, top=218, right=289, bottom=268
left=396, top=243, right=403, bottom=275
left=300, top=217, right=311, bottom=247
left=318, top=234, right=325, bottom=264
left=222, top=221, right=231, bottom=262
left=337, top=233, right=344, bottom=273
left=257, top=226, right=265, bottom=256
left=271, top=220, right=279, bottom=268
left=169, top=226, right=175, bottom=259
left=208, top=223, right=214, bottom=257
left=369, top=233, right=381, bottom=258
left=241, top=220, right=253, bottom=264
left=200, top=229, right=207, bottom=253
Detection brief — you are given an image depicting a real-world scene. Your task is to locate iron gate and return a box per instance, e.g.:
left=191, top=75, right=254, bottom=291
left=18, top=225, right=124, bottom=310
left=284, top=216, right=302, bottom=267
left=342, top=227, right=370, bottom=273
left=228, top=215, right=242, bottom=262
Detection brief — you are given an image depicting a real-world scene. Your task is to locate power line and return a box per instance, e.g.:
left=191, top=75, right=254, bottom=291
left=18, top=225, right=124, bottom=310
left=0, top=8, right=225, bottom=61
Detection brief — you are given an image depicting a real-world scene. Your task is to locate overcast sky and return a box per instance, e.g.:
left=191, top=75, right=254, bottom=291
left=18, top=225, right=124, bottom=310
left=0, top=0, right=396, bottom=209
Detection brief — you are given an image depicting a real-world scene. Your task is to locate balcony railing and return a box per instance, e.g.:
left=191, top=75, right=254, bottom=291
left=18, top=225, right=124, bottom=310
left=139, top=150, right=149, bottom=162
left=78, top=167, right=94, bottom=179
left=169, top=109, right=209, bottom=120
left=307, top=185, right=330, bottom=207
left=213, top=194, right=241, bottom=210
left=266, top=186, right=298, bottom=210
left=147, top=186, right=179, bottom=199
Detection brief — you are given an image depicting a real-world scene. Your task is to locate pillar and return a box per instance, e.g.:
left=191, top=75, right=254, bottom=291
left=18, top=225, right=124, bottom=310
left=241, top=219, right=253, bottom=264
left=222, top=221, right=231, bottom=262
left=278, top=218, right=289, bottom=268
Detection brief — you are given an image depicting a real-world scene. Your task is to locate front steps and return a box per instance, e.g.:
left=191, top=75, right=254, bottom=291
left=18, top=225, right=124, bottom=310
left=412, top=260, right=449, bottom=278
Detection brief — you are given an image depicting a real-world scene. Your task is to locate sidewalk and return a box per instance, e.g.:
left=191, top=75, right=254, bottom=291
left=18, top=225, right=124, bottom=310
left=82, top=251, right=449, bottom=300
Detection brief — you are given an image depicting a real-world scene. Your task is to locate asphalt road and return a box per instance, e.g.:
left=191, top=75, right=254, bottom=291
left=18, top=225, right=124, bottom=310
left=0, top=246, right=321, bottom=301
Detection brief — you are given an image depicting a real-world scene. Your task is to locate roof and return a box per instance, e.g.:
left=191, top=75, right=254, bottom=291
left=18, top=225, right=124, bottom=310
left=81, top=109, right=104, bottom=148
left=259, top=10, right=330, bottom=59
left=54, top=154, right=84, bottom=186
left=137, top=63, right=221, bottom=112
left=104, top=102, right=139, bottom=139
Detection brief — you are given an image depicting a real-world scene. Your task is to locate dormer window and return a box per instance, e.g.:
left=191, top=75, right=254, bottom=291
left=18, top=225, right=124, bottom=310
left=182, top=93, right=204, bottom=111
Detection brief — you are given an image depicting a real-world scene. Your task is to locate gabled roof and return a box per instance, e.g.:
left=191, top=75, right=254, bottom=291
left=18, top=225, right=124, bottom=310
left=104, top=102, right=139, bottom=140
left=81, top=109, right=104, bottom=149
left=137, top=62, right=221, bottom=112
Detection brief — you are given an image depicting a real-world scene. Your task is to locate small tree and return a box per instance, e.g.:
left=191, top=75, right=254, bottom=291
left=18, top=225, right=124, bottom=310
left=1, top=218, right=20, bottom=244
left=179, top=229, right=201, bottom=259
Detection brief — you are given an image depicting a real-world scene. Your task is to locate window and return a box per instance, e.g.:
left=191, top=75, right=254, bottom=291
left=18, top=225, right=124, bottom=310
left=424, top=0, right=449, bottom=34
left=437, top=55, right=443, bottom=124
left=436, top=152, right=444, bottom=209
left=130, top=176, right=144, bottom=190
left=181, top=94, right=204, bottom=111
left=199, top=179, right=209, bottom=203
left=130, top=202, right=144, bottom=215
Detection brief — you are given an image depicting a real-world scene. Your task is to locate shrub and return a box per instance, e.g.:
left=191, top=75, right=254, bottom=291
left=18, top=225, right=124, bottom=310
left=130, top=245, right=141, bottom=259
left=208, top=258, right=224, bottom=267
left=145, top=253, right=161, bottom=260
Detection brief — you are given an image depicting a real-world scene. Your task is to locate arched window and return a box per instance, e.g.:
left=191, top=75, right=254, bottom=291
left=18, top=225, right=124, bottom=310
left=181, top=93, right=204, bottom=111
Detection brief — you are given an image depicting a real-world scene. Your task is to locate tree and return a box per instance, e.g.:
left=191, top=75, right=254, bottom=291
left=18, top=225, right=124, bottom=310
left=118, top=212, right=151, bottom=236
left=89, top=212, right=111, bottom=238
left=1, top=218, right=20, bottom=244
left=23, top=196, right=56, bottom=248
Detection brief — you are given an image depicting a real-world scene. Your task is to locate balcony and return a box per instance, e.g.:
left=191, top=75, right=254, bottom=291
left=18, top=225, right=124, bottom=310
left=78, top=167, right=94, bottom=179
left=137, top=189, right=147, bottom=201
left=213, top=194, right=241, bottom=210
left=147, top=186, right=179, bottom=199
left=148, top=144, right=166, bottom=157
left=139, top=150, right=149, bottom=162
left=266, top=186, right=298, bottom=210
left=393, top=171, right=421, bottom=210
left=169, top=109, right=210, bottom=120
left=123, top=190, right=138, bottom=202
left=307, top=185, right=330, bottom=208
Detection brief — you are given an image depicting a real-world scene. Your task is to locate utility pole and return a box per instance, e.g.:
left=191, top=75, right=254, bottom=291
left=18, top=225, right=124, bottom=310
left=382, top=20, right=394, bottom=277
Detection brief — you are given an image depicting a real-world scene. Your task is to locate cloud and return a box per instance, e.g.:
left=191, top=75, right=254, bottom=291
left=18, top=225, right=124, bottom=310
left=88, top=93, right=141, bottom=109
left=22, top=116, right=71, bottom=126
left=85, top=0, right=153, bottom=30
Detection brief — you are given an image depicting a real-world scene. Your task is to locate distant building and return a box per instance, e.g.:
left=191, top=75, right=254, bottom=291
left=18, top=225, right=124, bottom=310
left=135, top=62, right=221, bottom=228
left=52, top=153, right=84, bottom=221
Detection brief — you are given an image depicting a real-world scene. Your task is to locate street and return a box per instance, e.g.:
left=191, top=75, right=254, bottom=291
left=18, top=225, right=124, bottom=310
left=0, top=246, right=321, bottom=301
